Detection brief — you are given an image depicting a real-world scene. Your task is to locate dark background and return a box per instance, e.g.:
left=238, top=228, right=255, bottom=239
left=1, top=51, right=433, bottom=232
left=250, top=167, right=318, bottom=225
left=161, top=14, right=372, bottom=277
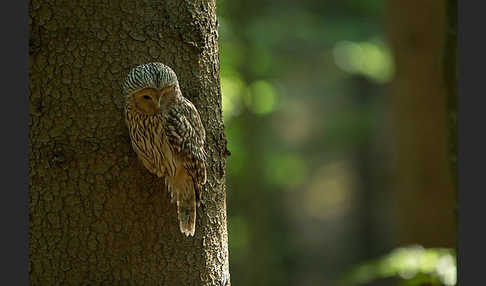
left=217, top=0, right=457, bottom=285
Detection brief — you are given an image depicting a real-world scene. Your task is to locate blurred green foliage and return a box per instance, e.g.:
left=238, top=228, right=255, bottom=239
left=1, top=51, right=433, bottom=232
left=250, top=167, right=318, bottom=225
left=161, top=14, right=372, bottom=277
left=216, top=0, right=455, bottom=285
left=340, top=246, right=457, bottom=286
left=333, top=39, right=394, bottom=83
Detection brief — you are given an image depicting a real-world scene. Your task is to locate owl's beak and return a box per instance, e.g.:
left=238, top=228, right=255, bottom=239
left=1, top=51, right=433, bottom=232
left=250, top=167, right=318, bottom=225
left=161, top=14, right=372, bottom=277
left=154, top=96, right=161, bottom=112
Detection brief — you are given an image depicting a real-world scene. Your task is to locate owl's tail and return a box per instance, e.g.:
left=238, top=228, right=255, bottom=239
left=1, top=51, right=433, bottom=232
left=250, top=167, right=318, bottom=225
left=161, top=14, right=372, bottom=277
left=176, top=184, right=197, bottom=237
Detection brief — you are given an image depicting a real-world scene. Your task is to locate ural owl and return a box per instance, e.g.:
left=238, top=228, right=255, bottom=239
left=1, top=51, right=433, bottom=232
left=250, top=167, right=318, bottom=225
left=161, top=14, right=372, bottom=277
left=123, top=62, right=207, bottom=236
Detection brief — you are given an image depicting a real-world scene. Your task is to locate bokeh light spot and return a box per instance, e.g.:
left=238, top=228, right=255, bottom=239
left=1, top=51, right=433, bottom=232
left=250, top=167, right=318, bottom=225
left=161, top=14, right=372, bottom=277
left=221, top=75, right=246, bottom=121
left=246, top=80, right=278, bottom=115
left=332, top=40, right=394, bottom=83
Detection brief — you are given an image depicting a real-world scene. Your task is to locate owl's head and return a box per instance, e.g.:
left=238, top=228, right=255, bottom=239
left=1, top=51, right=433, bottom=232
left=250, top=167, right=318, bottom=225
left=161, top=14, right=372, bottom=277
left=123, top=62, right=179, bottom=115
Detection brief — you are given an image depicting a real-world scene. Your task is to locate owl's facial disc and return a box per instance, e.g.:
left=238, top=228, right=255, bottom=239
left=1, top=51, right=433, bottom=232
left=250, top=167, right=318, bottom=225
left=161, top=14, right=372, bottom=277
left=133, top=88, right=161, bottom=115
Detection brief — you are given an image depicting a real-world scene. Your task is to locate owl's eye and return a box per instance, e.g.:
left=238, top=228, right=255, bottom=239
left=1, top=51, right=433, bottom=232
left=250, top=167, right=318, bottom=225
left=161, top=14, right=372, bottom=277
left=143, top=95, right=151, bottom=100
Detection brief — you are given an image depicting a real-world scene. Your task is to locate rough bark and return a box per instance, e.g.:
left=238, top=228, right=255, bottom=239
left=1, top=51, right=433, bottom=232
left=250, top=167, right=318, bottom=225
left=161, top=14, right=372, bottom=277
left=29, top=0, right=230, bottom=285
left=386, top=0, right=456, bottom=248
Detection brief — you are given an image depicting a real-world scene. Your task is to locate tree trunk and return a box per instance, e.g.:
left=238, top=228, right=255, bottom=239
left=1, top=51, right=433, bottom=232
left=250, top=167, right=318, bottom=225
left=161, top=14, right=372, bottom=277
left=386, top=0, right=456, bottom=248
left=444, top=0, right=457, bottom=211
left=29, top=0, right=230, bottom=285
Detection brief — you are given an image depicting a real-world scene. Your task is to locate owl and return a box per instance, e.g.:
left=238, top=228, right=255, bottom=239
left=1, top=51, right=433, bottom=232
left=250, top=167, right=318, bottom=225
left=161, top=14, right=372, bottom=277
left=123, top=62, right=207, bottom=236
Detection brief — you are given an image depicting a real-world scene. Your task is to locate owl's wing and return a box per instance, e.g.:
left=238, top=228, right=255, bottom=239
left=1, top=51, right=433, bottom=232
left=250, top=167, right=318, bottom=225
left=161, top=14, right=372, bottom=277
left=164, top=97, right=207, bottom=187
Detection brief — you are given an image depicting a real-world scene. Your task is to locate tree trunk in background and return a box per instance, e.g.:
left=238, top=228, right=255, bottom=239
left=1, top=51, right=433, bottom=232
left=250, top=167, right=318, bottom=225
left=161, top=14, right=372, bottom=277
left=386, top=1, right=456, bottom=248
left=444, top=0, right=458, bottom=215
left=29, top=0, right=230, bottom=285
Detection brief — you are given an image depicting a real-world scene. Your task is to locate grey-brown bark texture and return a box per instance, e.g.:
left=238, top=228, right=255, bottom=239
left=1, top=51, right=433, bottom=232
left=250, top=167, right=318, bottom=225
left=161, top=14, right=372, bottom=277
left=29, top=0, right=230, bottom=285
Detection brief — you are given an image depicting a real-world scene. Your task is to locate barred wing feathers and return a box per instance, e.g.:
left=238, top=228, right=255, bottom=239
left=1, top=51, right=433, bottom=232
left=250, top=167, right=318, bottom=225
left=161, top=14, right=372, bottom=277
left=164, top=97, right=207, bottom=194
